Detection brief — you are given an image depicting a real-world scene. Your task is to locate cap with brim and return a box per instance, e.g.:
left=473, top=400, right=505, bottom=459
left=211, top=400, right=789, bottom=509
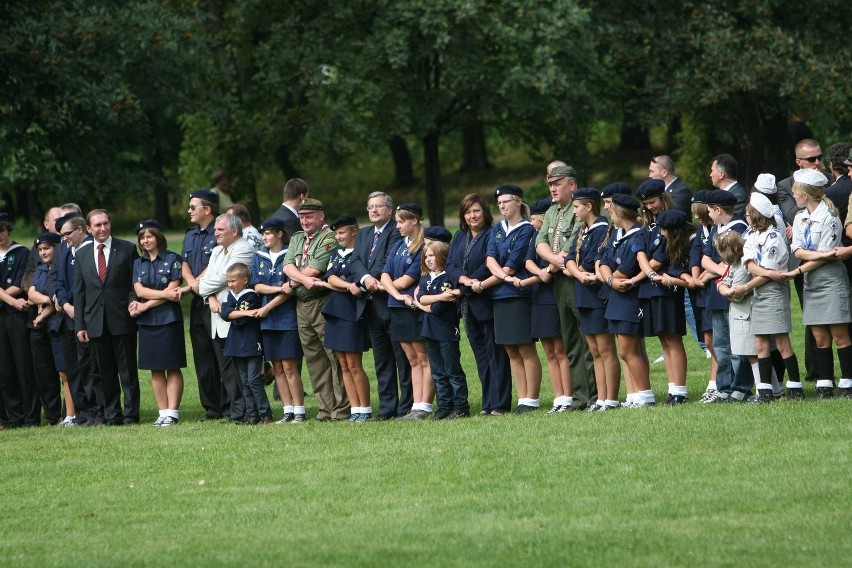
left=572, top=187, right=601, bottom=202
left=656, top=209, right=689, bottom=229
left=754, top=173, right=777, bottom=194
left=424, top=226, right=452, bottom=243
left=601, top=182, right=632, bottom=198
left=636, top=179, right=665, bottom=200
left=691, top=190, right=710, bottom=204
left=189, top=189, right=219, bottom=206
left=54, top=211, right=80, bottom=233
left=330, top=214, right=358, bottom=230
left=135, top=219, right=162, bottom=234
left=546, top=165, right=578, bottom=182
left=396, top=203, right=423, bottom=218
left=706, top=190, right=737, bottom=207
left=792, top=168, right=828, bottom=187
left=258, top=218, right=287, bottom=232
left=494, top=184, right=523, bottom=199
left=612, top=193, right=641, bottom=211
left=35, top=232, right=61, bottom=246
left=299, top=198, right=324, bottom=211
left=749, top=193, right=775, bottom=219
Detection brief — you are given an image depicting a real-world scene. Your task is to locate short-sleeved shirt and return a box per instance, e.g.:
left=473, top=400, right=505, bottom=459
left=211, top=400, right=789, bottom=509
left=250, top=247, right=296, bottom=331
left=283, top=227, right=337, bottom=300
left=743, top=227, right=788, bottom=271
left=486, top=219, right=535, bottom=300
left=383, top=238, right=423, bottom=309
left=791, top=200, right=842, bottom=253
left=567, top=217, right=608, bottom=309
left=132, top=250, right=184, bottom=326
left=181, top=222, right=217, bottom=277
left=0, top=243, right=29, bottom=315
left=322, top=248, right=360, bottom=322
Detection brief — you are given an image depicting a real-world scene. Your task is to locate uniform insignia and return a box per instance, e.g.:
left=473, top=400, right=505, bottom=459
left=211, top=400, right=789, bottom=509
left=616, top=257, right=621, bottom=264
left=325, top=244, right=332, bottom=251
left=173, top=261, right=180, bottom=269
left=260, top=262, right=265, bottom=269
left=631, top=244, right=639, bottom=253
left=637, top=307, right=644, bottom=319
left=406, top=257, right=412, bottom=265
left=769, top=246, right=777, bottom=256
left=160, top=276, right=168, bottom=284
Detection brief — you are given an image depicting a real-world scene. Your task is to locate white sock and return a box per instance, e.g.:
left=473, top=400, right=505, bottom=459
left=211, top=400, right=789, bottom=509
left=668, top=382, right=675, bottom=394
left=552, top=397, right=564, bottom=408
left=421, top=402, right=433, bottom=413
left=757, top=382, right=773, bottom=391
left=295, top=406, right=306, bottom=414
left=283, top=405, right=294, bottom=414
left=527, top=399, right=540, bottom=408
left=605, top=399, right=619, bottom=407
left=816, top=380, right=834, bottom=388
left=563, top=396, right=573, bottom=406
left=595, top=399, right=605, bottom=407
left=351, top=408, right=361, bottom=416
left=672, top=385, right=687, bottom=396
left=166, top=409, right=179, bottom=419
left=364, top=406, right=372, bottom=414
left=786, top=382, right=802, bottom=389
left=517, top=398, right=530, bottom=406
left=625, top=393, right=634, bottom=404
left=838, top=378, right=852, bottom=388
left=158, top=410, right=167, bottom=418
left=707, top=381, right=717, bottom=391
left=638, top=390, right=655, bottom=403
left=750, top=362, right=761, bottom=383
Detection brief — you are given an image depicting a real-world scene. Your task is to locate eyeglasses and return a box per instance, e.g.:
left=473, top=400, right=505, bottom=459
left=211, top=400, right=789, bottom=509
left=187, top=204, right=208, bottom=211
left=60, top=228, right=78, bottom=237
left=366, top=205, right=389, bottom=211
left=797, top=154, right=823, bottom=163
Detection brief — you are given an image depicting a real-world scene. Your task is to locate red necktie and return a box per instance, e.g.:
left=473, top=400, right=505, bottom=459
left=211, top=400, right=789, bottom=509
left=97, top=243, right=107, bottom=283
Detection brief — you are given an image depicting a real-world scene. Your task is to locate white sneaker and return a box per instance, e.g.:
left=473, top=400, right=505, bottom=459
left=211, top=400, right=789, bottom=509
left=60, top=415, right=76, bottom=426
left=153, top=415, right=166, bottom=426
left=160, top=416, right=179, bottom=427
left=704, top=348, right=712, bottom=359
left=653, top=355, right=665, bottom=364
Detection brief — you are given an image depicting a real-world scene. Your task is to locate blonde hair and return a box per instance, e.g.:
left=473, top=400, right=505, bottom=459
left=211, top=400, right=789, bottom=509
left=714, top=231, right=744, bottom=265
left=422, top=240, right=449, bottom=275
left=792, top=181, right=836, bottom=215
left=396, top=208, right=424, bottom=254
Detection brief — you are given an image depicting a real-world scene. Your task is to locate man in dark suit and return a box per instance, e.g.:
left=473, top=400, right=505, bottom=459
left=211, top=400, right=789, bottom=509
left=777, top=139, right=828, bottom=226
left=649, top=155, right=692, bottom=216
left=350, top=191, right=412, bottom=419
left=271, top=178, right=309, bottom=239
left=74, top=209, right=140, bottom=425
left=710, top=154, right=747, bottom=217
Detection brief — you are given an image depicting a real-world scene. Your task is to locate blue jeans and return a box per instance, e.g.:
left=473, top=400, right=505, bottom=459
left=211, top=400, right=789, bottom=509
left=426, top=339, right=469, bottom=411
left=711, top=310, right=753, bottom=396
left=234, top=356, right=271, bottom=418
left=684, top=292, right=706, bottom=350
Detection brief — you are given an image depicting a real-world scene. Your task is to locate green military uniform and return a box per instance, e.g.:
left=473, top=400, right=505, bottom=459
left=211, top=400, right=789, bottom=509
left=536, top=200, right=597, bottom=408
left=284, top=226, right=349, bottom=420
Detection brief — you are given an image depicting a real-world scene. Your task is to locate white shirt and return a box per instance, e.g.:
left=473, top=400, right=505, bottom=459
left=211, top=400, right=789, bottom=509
left=92, top=236, right=113, bottom=266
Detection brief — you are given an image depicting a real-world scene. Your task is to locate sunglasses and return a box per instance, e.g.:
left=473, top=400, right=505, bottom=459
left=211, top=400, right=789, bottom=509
left=798, top=154, right=822, bottom=163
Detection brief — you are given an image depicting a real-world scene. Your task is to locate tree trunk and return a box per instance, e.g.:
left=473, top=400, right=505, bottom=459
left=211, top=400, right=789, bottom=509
left=274, top=144, right=301, bottom=181
left=422, top=131, right=444, bottom=226
left=460, top=115, right=491, bottom=172
left=389, top=136, right=415, bottom=188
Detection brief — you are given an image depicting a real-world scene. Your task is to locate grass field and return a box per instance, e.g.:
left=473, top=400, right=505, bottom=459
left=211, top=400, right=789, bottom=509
left=1, top=302, right=850, bottom=567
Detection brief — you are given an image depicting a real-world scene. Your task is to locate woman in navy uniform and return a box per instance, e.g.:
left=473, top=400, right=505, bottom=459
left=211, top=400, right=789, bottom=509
left=382, top=204, right=432, bottom=420
left=446, top=194, right=511, bottom=416
left=251, top=218, right=304, bottom=423
left=27, top=232, right=63, bottom=425
left=566, top=188, right=618, bottom=411
left=598, top=194, right=655, bottom=407
left=319, top=215, right=372, bottom=422
left=129, top=220, right=186, bottom=426
left=485, top=185, right=541, bottom=414
left=688, top=191, right=719, bottom=401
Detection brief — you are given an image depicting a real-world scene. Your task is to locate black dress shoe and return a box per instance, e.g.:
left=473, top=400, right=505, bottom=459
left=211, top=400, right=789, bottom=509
left=446, top=409, right=470, bottom=419
left=431, top=408, right=453, bottom=420
left=197, top=414, right=223, bottom=422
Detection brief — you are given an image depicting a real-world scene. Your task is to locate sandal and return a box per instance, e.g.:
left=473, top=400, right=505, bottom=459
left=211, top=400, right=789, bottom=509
left=489, top=410, right=504, bottom=416
left=477, top=410, right=491, bottom=417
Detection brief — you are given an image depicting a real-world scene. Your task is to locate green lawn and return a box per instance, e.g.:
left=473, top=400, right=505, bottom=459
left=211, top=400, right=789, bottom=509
left=1, top=302, right=850, bottom=567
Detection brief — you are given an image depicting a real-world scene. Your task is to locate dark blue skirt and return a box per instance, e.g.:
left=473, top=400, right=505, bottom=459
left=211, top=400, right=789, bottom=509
left=609, top=319, right=642, bottom=336
left=642, top=296, right=686, bottom=337
left=389, top=308, right=423, bottom=343
left=578, top=307, right=608, bottom=335
left=531, top=302, right=561, bottom=339
left=139, top=321, right=186, bottom=370
left=49, top=330, right=66, bottom=372
left=324, top=316, right=370, bottom=352
left=494, top=297, right=533, bottom=345
left=262, top=329, right=303, bottom=361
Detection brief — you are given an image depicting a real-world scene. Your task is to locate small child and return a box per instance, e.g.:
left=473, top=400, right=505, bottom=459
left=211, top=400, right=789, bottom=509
left=220, top=262, right=270, bottom=424
left=415, top=239, right=469, bottom=419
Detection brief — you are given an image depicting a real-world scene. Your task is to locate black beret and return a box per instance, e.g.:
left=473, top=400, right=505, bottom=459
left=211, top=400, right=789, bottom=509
left=494, top=184, right=523, bottom=199
left=135, top=219, right=162, bottom=234
left=424, top=226, right=452, bottom=243
left=258, top=218, right=286, bottom=232
left=572, top=187, right=601, bottom=202
left=189, top=189, right=219, bottom=206
left=612, top=193, right=641, bottom=211
left=54, top=211, right=80, bottom=233
left=706, top=190, right=737, bottom=207
left=35, top=232, right=61, bottom=246
left=636, top=179, right=665, bottom=200
left=691, top=190, right=711, bottom=204
left=601, top=182, right=632, bottom=198
left=528, top=199, right=553, bottom=215
left=656, top=209, right=689, bottom=229
left=0, top=212, right=10, bottom=223
left=396, top=203, right=423, bottom=218
left=330, top=214, right=358, bottom=230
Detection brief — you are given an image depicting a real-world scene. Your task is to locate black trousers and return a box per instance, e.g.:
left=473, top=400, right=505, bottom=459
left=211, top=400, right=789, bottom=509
left=365, top=301, right=412, bottom=418
left=189, top=295, right=227, bottom=417
left=29, top=326, right=62, bottom=424
left=213, top=337, right=244, bottom=421
left=59, top=322, right=99, bottom=422
left=0, top=312, right=38, bottom=426
left=90, top=332, right=139, bottom=424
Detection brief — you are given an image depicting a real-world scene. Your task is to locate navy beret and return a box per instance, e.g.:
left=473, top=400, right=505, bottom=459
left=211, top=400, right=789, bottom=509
left=396, top=203, right=423, bottom=218
left=0, top=212, right=9, bottom=223
left=135, top=219, right=162, bottom=234
left=424, top=226, right=452, bottom=243
left=258, top=218, right=286, bottom=232
left=656, top=209, right=689, bottom=229
left=572, top=187, right=601, bottom=202
left=601, top=182, right=632, bottom=198
left=494, top=184, right=523, bottom=199
left=706, top=190, right=737, bottom=206
left=612, top=193, right=641, bottom=211
left=54, top=211, right=80, bottom=233
left=35, top=232, right=61, bottom=246
left=189, top=189, right=219, bottom=206
left=330, top=214, right=358, bottom=230
left=528, top=199, right=552, bottom=215
left=691, top=190, right=710, bottom=204
left=636, top=179, right=665, bottom=200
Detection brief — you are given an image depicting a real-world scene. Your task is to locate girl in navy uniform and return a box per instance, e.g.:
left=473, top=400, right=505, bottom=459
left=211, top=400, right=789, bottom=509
left=129, top=220, right=186, bottom=426
left=415, top=239, right=469, bottom=419
left=382, top=204, right=432, bottom=420
left=520, top=201, right=572, bottom=413
left=221, top=263, right=270, bottom=424
left=688, top=191, right=719, bottom=401
left=781, top=169, right=852, bottom=398
left=27, top=233, right=63, bottom=425
left=566, top=188, right=618, bottom=411
left=598, top=194, right=655, bottom=407
left=485, top=185, right=541, bottom=414
left=251, top=218, right=304, bottom=422
left=318, top=215, right=372, bottom=422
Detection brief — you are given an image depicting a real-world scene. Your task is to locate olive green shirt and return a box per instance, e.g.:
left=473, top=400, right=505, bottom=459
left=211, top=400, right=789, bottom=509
left=534, top=202, right=580, bottom=255
left=283, top=227, right=338, bottom=300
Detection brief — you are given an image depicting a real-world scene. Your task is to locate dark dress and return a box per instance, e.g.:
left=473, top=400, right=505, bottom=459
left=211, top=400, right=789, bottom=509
left=133, top=250, right=187, bottom=370
left=382, top=238, right=424, bottom=342
left=250, top=247, right=302, bottom=360
left=322, top=248, right=369, bottom=352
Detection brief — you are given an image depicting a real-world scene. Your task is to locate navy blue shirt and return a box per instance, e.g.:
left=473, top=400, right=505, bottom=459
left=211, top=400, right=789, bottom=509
left=322, top=248, right=360, bottom=322
left=383, top=239, right=423, bottom=309
left=181, top=222, right=217, bottom=278
left=250, top=247, right=296, bottom=331
left=221, top=289, right=263, bottom=358
left=417, top=272, right=460, bottom=342
left=132, top=250, right=183, bottom=326
left=446, top=227, right=495, bottom=322
left=600, top=224, right=644, bottom=323
left=486, top=219, right=535, bottom=300
left=703, top=217, right=748, bottom=311
left=0, top=243, right=29, bottom=315
left=568, top=217, right=608, bottom=309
